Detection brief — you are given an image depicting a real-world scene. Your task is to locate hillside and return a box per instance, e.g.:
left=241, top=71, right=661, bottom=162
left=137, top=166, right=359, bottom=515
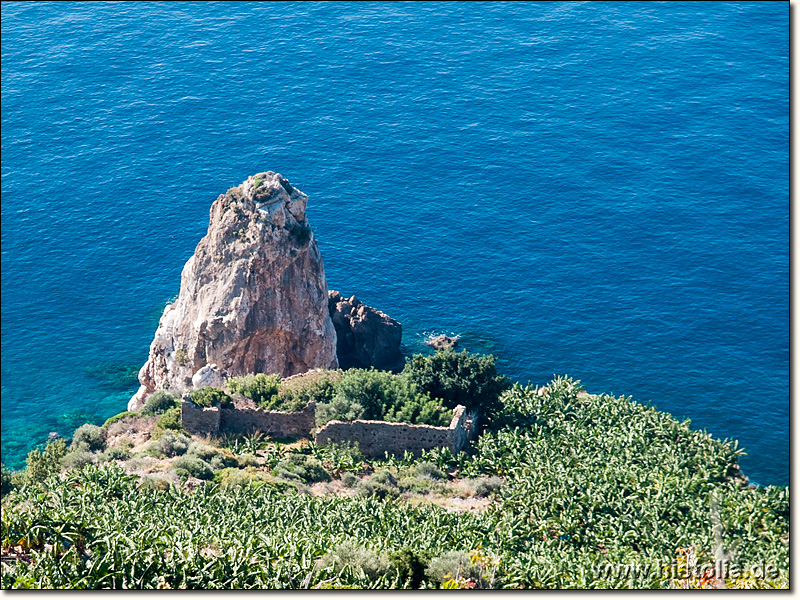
left=0, top=355, right=788, bottom=589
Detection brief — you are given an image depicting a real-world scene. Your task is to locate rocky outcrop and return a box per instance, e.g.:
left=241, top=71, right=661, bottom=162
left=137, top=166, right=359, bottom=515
left=129, top=172, right=338, bottom=410
left=328, top=290, right=403, bottom=370
left=426, top=335, right=459, bottom=351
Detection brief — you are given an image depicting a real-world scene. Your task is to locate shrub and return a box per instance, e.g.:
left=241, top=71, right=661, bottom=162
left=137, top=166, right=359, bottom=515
left=317, top=540, right=392, bottom=580
left=329, top=369, right=451, bottom=426
left=157, top=431, right=190, bottom=457
left=60, top=450, right=96, bottom=470
left=226, top=373, right=281, bottom=409
left=171, top=456, right=213, bottom=480
left=273, top=454, right=331, bottom=484
left=315, top=395, right=365, bottom=427
left=139, top=475, right=171, bottom=492
left=189, top=387, right=233, bottom=409
left=153, top=407, right=183, bottom=436
left=25, top=439, right=68, bottom=483
left=402, top=350, right=511, bottom=420
left=103, top=411, right=139, bottom=428
left=141, top=391, right=179, bottom=416
left=237, top=453, right=259, bottom=468
left=106, top=415, right=156, bottom=438
left=340, top=472, right=360, bottom=488
left=71, top=424, right=107, bottom=453
left=174, top=348, right=189, bottom=366
left=99, top=445, right=132, bottom=462
left=278, top=370, right=342, bottom=411
left=187, top=442, right=238, bottom=469
left=356, top=478, right=400, bottom=500
left=425, top=550, right=483, bottom=586
left=414, top=462, right=446, bottom=480
left=388, top=548, right=428, bottom=589
left=467, top=476, right=503, bottom=497
left=371, top=470, right=398, bottom=487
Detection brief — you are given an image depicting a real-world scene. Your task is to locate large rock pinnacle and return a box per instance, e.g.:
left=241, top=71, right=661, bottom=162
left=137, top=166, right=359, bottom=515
left=129, top=172, right=338, bottom=410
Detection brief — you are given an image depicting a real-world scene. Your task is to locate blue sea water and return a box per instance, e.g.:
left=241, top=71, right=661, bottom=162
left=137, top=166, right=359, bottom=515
left=1, top=2, right=788, bottom=484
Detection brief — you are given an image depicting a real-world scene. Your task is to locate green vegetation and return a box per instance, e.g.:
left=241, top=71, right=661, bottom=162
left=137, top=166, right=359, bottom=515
left=188, top=387, right=233, bottom=409
left=227, top=373, right=282, bottom=409
left=403, top=349, right=510, bottom=422
left=70, top=424, right=107, bottom=453
left=174, top=348, right=189, bottom=366
left=103, top=411, right=139, bottom=428
left=0, top=354, right=789, bottom=589
left=141, top=391, right=179, bottom=416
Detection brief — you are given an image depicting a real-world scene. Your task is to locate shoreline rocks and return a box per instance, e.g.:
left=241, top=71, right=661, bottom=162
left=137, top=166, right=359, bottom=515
left=328, top=290, right=403, bottom=370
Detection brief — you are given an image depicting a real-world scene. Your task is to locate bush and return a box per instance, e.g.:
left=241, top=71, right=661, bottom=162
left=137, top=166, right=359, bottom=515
left=467, top=476, right=503, bottom=497
left=226, top=373, right=281, bottom=409
left=103, top=411, right=140, bottom=428
left=141, top=391, right=179, bottom=416
left=189, top=387, right=233, bottom=409
left=326, top=369, right=451, bottom=426
left=356, top=478, right=400, bottom=500
left=425, top=550, right=483, bottom=586
left=371, top=470, right=397, bottom=487
left=187, top=442, right=238, bottom=469
left=171, top=456, right=213, bottom=480
left=316, top=395, right=365, bottom=427
left=71, top=424, right=107, bottom=453
left=340, top=472, right=360, bottom=488
left=157, top=431, right=190, bottom=458
left=388, top=548, right=428, bottom=589
left=414, top=462, right=446, bottom=480
left=60, top=450, right=96, bottom=470
left=99, top=444, right=132, bottom=462
left=317, top=540, right=392, bottom=580
left=153, top=407, right=183, bottom=436
left=237, top=453, right=259, bottom=468
left=273, top=454, right=331, bottom=484
left=25, top=439, right=68, bottom=483
left=139, top=475, right=171, bottom=492
left=402, top=350, right=511, bottom=420
left=278, top=370, right=342, bottom=411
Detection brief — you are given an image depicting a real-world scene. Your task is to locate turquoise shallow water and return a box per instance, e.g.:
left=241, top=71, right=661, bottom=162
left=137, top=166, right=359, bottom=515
left=1, top=2, right=788, bottom=484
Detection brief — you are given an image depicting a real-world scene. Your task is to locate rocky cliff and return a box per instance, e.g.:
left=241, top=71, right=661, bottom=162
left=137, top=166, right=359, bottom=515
left=328, top=290, right=403, bottom=370
left=129, top=172, right=338, bottom=410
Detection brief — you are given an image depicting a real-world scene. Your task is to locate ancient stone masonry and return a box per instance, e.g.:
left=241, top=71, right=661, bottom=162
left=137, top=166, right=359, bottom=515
left=315, top=405, right=474, bottom=458
left=181, top=400, right=316, bottom=437
left=181, top=398, right=477, bottom=458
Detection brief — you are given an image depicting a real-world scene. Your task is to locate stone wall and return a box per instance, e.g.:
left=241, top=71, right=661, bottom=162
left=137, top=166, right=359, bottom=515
left=180, top=400, right=315, bottom=437
left=181, top=401, right=221, bottom=435
left=315, top=405, right=471, bottom=458
left=220, top=401, right=316, bottom=437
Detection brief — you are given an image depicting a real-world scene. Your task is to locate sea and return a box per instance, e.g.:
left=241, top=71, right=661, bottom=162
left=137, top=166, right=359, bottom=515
left=1, top=2, right=788, bottom=485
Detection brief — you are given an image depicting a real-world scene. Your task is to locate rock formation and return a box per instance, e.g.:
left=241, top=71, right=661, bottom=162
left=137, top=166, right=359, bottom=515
left=129, top=172, right=338, bottom=410
left=328, top=290, right=403, bottom=370
left=426, top=334, right=459, bottom=351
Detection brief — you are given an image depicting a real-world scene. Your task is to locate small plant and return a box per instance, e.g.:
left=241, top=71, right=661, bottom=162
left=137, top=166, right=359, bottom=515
left=226, top=373, right=281, bottom=409
left=189, top=387, right=233, bottom=409
left=273, top=454, right=331, bottom=484
left=157, top=431, right=190, bottom=457
left=388, top=548, right=428, bottom=589
left=174, top=348, right=189, bottom=366
left=171, top=456, right=213, bottom=480
left=253, top=175, right=263, bottom=189
left=413, top=461, right=446, bottom=480
left=99, top=444, right=132, bottom=462
left=141, top=391, right=179, bottom=416
left=152, top=406, right=184, bottom=437
left=71, top=424, right=107, bottom=453
left=467, top=476, right=503, bottom=497
left=24, top=439, right=68, bottom=483
left=60, top=450, right=96, bottom=471
left=340, top=472, right=360, bottom=488
left=317, top=541, right=392, bottom=580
